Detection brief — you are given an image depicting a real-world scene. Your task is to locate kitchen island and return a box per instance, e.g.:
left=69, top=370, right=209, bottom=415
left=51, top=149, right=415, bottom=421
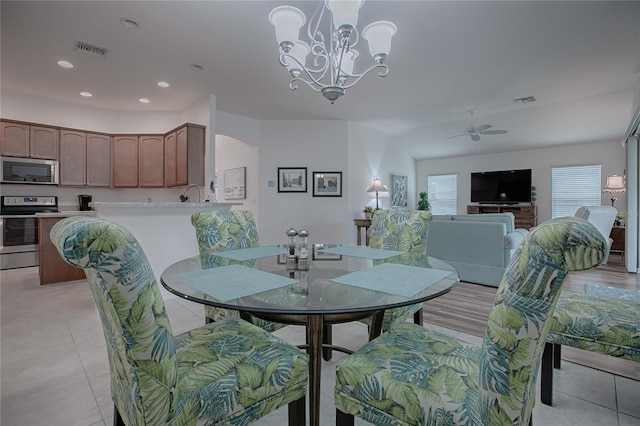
left=92, top=202, right=242, bottom=297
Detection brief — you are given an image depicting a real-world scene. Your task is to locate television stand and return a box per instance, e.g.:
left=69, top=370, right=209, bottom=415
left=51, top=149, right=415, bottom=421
left=467, top=204, right=537, bottom=229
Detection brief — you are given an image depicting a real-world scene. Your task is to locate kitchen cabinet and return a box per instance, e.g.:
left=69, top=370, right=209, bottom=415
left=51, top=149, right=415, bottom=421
left=0, top=121, right=58, bottom=159
left=164, top=124, right=203, bottom=187
left=60, top=131, right=111, bottom=187
left=59, top=130, right=87, bottom=186
left=86, top=133, right=111, bottom=186
left=139, top=135, right=164, bottom=187
left=467, top=204, right=537, bottom=229
left=112, top=136, right=139, bottom=187
left=39, top=216, right=86, bottom=285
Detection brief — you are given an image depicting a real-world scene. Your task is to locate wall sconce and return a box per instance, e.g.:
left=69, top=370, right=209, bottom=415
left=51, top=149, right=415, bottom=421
left=602, top=174, right=626, bottom=207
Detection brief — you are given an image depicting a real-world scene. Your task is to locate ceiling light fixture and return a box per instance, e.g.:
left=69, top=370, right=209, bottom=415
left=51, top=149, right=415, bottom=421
left=80, top=92, right=92, bottom=97
left=157, top=81, right=170, bottom=88
left=138, top=98, right=150, bottom=103
left=268, top=0, right=396, bottom=104
left=57, top=60, right=74, bottom=68
left=120, top=18, right=140, bottom=29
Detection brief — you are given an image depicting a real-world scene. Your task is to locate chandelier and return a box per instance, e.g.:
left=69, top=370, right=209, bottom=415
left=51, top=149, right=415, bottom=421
left=268, top=0, right=396, bottom=104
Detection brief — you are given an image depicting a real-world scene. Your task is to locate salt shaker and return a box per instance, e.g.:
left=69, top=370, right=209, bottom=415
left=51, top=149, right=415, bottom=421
left=297, top=229, right=309, bottom=270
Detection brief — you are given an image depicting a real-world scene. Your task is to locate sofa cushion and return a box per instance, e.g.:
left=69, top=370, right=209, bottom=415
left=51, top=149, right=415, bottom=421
left=505, top=228, right=529, bottom=249
left=451, top=212, right=516, bottom=232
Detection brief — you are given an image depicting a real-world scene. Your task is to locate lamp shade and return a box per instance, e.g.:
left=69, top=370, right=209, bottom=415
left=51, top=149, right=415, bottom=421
left=367, top=178, right=388, bottom=193
left=285, top=41, right=310, bottom=72
left=325, top=0, right=364, bottom=29
left=269, top=6, right=306, bottom=47
left=603, top=174, right=626, bottom=193
left=362, top=21, right=397, bottom=58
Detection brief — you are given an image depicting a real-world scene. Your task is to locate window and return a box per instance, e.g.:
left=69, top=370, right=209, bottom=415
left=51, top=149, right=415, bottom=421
left=551, top=165, right=601, bottom=218
left=427, top=174, right=457, bottom=215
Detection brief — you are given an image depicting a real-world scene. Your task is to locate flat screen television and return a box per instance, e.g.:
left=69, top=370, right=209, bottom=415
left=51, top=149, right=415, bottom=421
left=471, top=169, right=532, bottom=204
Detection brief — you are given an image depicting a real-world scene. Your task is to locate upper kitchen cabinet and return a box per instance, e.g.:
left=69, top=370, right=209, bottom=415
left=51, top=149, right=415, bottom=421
left=164, top=131, right=177, bottom=187
left=59, top=130, right=111, bottom=187
left=0, top=121, right=59, bottom=159
left=86, top=133, right=111, bottom=186
left=138, top=135, right=164, bottom=188
left=112, top=136, right=139, bottom=187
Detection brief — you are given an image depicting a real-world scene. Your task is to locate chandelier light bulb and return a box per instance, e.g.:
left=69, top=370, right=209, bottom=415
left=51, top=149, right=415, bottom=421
left=325, top=0, right=364, bottom=35
left=362, top=21, right=397, bottom=62
left=269, top=6, right=306, bottom=52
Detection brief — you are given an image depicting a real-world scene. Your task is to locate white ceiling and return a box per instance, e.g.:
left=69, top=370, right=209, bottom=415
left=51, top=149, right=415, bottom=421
left=2, top=1, right=639, bottom=160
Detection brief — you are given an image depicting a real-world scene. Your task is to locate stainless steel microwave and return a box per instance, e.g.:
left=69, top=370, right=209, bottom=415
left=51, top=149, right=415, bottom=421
left=0, top=156, right=59, bottom=185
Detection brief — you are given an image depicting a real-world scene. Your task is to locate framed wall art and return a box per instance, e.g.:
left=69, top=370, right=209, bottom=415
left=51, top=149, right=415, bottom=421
left=312, top=171, right=342, bottom=197
left=278, top=167, right=307, bottom=193
left=391, top=174, right=408, bottom=207
left=223, top=167, right=246, bottom=200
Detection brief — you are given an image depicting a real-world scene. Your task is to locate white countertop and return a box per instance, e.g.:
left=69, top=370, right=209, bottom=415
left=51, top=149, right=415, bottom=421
left=35, top=211, right=98, bottom=218
left=92, top=202, right=241, bottom=208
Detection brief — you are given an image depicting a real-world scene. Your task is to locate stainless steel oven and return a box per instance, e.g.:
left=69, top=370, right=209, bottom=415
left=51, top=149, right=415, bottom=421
left=0, top=196, right=58, bottom=270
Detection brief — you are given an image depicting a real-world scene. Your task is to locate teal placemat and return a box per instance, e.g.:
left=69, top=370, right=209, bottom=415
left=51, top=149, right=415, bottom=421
left=320, top=245, right=404, bottom=260
left=178, top=264, right=297, bottom=301
left=331, top=263, right=452, bottom=297
left=211, top=246, right=287, bottom=261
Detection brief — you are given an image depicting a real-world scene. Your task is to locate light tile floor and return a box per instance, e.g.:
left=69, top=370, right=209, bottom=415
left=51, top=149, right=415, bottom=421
left=1, top=266, right=639, bottom=426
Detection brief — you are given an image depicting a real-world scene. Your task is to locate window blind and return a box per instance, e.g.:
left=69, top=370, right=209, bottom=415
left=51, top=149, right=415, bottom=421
left=427, top=174, right=457, bottom=215
left=551, top=165, right=601, bottom=218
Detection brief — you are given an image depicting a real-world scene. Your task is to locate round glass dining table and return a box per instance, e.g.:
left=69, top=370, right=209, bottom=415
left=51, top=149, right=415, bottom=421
left=160, top=244, right=459, bottom=426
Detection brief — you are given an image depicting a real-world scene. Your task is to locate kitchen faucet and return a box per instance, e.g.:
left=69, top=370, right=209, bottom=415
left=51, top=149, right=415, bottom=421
left=179, top=184, right=202, bottom=203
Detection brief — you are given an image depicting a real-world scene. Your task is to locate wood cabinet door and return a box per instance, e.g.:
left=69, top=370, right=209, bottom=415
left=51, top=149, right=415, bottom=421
left=0, top=121, right=30, bottom=157
left=176, top=126, right=188, bottom=186
left=87, top=133, right=111, bottom=187
left=112, top=136, right=139, bottom=187
left=30, top=126, right=59, bottom=159
left=39, top=217, right=86, bottom=285
left=59, top=130, right=87, bottom=186
left=139, top=135, right=164, bottom=187
left=164, top=132, right=177, bottom=187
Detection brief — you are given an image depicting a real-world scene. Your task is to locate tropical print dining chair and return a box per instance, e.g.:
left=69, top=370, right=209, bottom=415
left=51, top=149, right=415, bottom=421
left=51, top=216, right=309, bottom=426
left=191, top=210, right=287, bottom=333
left=335, top=216, right=607, bottom=426
left=362, top=209, right=433, bottom=330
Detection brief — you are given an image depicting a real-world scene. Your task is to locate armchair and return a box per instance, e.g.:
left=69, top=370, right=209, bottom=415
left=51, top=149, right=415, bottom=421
left=51, top=216, right=309, bottom=426
left=334, top=217, right=607, bottom=426
left=574, top=205, right=617, bottom=263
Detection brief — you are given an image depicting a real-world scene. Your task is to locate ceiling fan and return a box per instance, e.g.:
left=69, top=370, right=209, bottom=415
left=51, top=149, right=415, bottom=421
left=445, top=110, right=508, bottom=142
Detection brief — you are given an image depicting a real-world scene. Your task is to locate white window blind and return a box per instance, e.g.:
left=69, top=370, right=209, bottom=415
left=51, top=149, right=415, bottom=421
left=427, top=174, right=457, bottom=215
left=551, top=165, right=602, bottom=218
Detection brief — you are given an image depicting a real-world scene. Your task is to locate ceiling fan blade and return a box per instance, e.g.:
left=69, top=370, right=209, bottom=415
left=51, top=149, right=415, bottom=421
left=479, top=129, right=508, bottom=135
left=444, top=134, right=468, bottom=140
left=470, top=133, right=481, bottom=142
left=475, top=124, right=491, bottom=132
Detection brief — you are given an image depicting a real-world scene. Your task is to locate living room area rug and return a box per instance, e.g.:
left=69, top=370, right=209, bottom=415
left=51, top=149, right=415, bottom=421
left=584, top=284, right=640, bottom=302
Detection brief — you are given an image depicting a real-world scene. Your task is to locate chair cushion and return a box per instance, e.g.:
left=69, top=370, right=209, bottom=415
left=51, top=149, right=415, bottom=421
left=203, top=305, right=286, bottom=333
left=548, top=292, right=640, bottom=361
left=173, top=317, right=309, bottom=424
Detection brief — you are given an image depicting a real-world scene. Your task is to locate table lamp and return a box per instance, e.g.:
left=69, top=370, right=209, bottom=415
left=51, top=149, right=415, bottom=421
left=603, top=174, right=626, bottom=206
left=367, top=178, right=389, bottom=210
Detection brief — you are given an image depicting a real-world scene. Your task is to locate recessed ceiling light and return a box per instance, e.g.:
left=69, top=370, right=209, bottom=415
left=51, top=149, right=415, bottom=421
left=80, top=92, right=93, bottom=97
left=120, top=18, right=140, bottom=29
left=157, top=81, right=170, bottom=88
left=189, top=64, right=204, bottom=71
left=139, top=98, right=150, bottom=103
left=57, top=60, right=74, bottom=68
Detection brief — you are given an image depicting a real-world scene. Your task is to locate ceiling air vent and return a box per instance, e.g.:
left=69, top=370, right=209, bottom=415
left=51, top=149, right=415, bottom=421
left=74, top=40, right=109, bottom=58
left=513, top=96, right=536, bottom=105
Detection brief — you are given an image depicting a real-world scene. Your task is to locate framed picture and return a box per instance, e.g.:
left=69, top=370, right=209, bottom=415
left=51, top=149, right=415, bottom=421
left=278, top=167, right=307, bottom=193
left=312, top=244, right=342, bottom=261
left=391, top=174, right=408, bottom=207
left=312, top=171, right=342, bottom=197
left=223, top=167, right=246, bottom=200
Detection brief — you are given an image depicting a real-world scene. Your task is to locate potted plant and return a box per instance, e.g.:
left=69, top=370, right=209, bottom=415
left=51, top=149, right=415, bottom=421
left=363, top=206, right=374, bottom=219
left=417, top=191, right=431, bottom=211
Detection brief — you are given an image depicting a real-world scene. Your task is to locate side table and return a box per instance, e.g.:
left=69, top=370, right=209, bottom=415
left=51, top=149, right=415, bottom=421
left=353, top=218, right=371, bottom=246
left=609, top=226, right=625, bottom=260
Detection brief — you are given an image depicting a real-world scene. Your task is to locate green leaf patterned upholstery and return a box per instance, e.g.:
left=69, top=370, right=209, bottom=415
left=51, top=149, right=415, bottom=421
left=335, top=217, right=607, bottom=426
left=540, top=291, right=640, bottom=405
left=191, top=210, right=285, bottom=333
left=361, top=209, right=433, bottom=330
left=51, top=216, right=308, bottom=426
